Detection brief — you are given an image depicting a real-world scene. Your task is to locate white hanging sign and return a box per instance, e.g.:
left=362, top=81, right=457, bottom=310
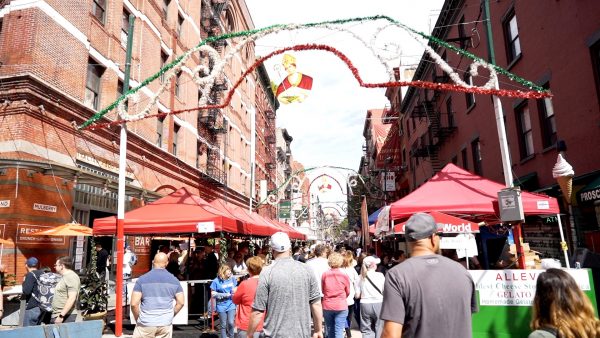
left=196, top=221, right=215, bottom=233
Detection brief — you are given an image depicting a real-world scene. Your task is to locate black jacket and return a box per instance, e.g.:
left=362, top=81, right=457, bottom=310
left=23, top=270, right=44, bottom=309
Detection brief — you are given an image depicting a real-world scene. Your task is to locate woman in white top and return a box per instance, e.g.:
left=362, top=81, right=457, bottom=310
left=232, top=252, right=248, bottom=275
left=341, top=251, right=360, bottom=338
left=356, top=256, right=385, bottom=338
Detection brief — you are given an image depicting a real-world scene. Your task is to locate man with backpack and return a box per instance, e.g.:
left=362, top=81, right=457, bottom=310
left=22, top=257, right=44, bottom=326
left=51, top=256, right=80, bottom=323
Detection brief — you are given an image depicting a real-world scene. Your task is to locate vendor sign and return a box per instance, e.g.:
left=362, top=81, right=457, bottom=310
left=469, top=269, right=590, bottom=306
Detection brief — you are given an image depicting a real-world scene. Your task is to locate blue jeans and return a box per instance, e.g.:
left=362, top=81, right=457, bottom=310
left=236, top=330, right=262, bottom=338
left=324, top=309, right=348, bottom=338
left=218, top=308, right=236, bottom=338
left=23, top=306, right=42, bottom=326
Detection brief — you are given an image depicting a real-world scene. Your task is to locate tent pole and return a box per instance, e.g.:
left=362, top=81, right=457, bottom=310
left=556, top=213, right=570, bottom=268
left=513, top=222, right=526, bottom=269
left=115, top=15, right=135, bottom=337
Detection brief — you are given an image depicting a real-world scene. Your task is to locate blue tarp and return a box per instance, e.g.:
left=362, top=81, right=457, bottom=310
left=358, top=207, right=384, bottom=226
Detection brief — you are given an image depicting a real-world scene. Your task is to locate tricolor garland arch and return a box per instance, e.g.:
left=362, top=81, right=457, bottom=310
left=78, top=15, right=551, bottom=130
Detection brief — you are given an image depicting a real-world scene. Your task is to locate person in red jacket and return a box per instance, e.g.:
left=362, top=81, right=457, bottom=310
left=232, top=256, right=265, bottom=338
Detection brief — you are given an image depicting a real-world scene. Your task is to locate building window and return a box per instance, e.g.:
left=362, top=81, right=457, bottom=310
left=175, top=72, right=182, bottom=97
left=196, top=141, right=202, bottom=168
left=503, top=9, right=521, bottom=64
left=177, top=13, right=184, bottom=37
left=446, top=97, right=454, bottom=127
left=117, top=80, right=129, bottom=110
left=537, top=84, right=556, bottom=149
left=160, top=51, right=168, bottom=83
left=121, top=8, right=131, bottom=47
left=461, top=148, right=468, bottom=170
left=471, top=138, right=482, bottom=175
left=458, top=16, right=468, bottom=49
left=162, top=0, right=170, bottom=18
left=464, top=71, right=475, bottom=109
left=91, top=0, right=106, bottom=24
left=590, top=40, right=600, bottom=109
left=173, top=123, right=180, bottom=155
left=516, top=103, right=534, bottom=159
left=451, top=156, right=458, bottom=165
left=156, top=116, right=165, bottom=147
left=85, top=59, right=105, bottom=110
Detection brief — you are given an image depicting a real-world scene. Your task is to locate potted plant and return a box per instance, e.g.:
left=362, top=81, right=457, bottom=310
left=79, top=238, right=109, bottom=323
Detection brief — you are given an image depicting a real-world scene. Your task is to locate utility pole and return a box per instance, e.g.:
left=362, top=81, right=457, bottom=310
left=115, top=14, right=135, bottom=337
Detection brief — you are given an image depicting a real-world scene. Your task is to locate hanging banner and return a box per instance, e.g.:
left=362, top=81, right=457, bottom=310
left=279, top=201, right=291, bottom=219
left=275, top=53, right=313, bottom=104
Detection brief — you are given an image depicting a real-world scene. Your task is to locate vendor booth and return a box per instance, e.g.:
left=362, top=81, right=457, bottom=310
left=93, top=187, right=304, bottom=326
left=382, top=164, right=593, bottom=337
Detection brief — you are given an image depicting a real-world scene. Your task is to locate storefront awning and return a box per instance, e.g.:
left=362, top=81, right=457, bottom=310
left=375, top=122, right=402, bottom=168
left=578, top=175, right=600, bottom=204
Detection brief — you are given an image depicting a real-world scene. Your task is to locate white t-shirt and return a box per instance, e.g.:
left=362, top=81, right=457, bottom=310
left=306, top=257, right=330, bottom=295
left=341, top=267, right=359, bottom=305
left=233, top=261, right=247, bottom=275
left=358, top=270, right=385, bottom=303
left=123, top=251, right=133, bottom=275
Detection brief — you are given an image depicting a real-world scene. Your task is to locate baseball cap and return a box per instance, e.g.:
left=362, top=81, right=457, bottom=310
left=270, top=232, right=291, bottom=252
left=405, top=212, right=442, bottom=241
left=363, top=256, right=381, bottom=268
left=26, top=257, right=39, bottom=267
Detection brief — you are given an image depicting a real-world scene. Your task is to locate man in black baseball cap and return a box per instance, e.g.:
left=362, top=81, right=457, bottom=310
left=23, top=257, right=44, bottom=326
left=380, top=212, right=478, bottom=338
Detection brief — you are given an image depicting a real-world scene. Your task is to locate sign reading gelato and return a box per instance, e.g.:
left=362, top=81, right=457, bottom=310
left=469, top=269, right=590, bottom=306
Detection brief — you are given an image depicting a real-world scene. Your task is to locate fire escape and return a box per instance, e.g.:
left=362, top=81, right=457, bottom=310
left=265, top=110, right=277, bottom=172
left=198, top=0, right=230, bottom=187
left=409, top=95, right=457, bottom=172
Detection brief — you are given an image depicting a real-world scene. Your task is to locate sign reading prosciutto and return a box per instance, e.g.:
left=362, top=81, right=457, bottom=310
left=469, top=269, right=590, bottom=306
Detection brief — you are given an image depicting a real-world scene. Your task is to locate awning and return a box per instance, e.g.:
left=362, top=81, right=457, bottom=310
left=394, top=211, right=480, bottom=234
left=578, top=175, right=600, bottom=204
left=376, top=122, right=402, bottom=168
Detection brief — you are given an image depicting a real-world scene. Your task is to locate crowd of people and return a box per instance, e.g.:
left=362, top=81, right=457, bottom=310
left=5, top=212, right=600, bottom=338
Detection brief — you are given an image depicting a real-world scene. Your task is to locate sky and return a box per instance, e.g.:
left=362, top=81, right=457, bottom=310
left=245, top=0, right=444, bottom=216
left=246, top=0, right=444, bottom=171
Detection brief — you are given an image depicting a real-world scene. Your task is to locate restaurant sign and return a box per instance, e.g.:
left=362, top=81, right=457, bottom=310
left=469, top=269, right=590, bottom=306
left=17, top=224, right=65, bottom=245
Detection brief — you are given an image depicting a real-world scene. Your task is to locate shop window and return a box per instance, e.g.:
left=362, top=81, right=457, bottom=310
left=85, top=59, right=105, bottom=110
left=503, top=9, right=521, bottom=64
left=471, top=138, right=483, bottom=175
left=464, top=71, right=475, bottom=109
left=91, top=0, right=106, bottom=24
left=537, top=83, right=556, bottom=149
left=173, top=123, right=180, bottom=156
left=515, top=103, right=534, bottom=159
left=156, top=116, right=165, bottom=147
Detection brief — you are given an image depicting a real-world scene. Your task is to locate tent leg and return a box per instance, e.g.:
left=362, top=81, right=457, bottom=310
left=557, top=213, right=570, bottom=268
left=513, top=223, right=526, bottom=269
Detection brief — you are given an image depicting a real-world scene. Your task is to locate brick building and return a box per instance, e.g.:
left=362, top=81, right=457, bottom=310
left=384, top=0, right=600, bottom=259
left=0, top=0, right=277, bottom=278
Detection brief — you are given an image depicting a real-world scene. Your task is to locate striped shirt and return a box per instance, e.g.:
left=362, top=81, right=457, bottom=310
left=133, top=268, right=183, bottom=326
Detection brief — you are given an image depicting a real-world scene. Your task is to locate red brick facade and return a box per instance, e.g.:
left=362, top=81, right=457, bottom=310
left=0, top=0, right=276, bottom=279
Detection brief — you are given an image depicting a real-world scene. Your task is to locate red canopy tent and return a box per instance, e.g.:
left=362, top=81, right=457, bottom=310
left=94, top=187, right=245, bottom=235
left=210, top=199, right=277, bottom=237
left=394, top=211, right=480, bottom=233
left=390, top=163, right=560, bottom=220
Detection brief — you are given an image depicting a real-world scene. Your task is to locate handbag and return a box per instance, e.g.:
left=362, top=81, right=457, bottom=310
left=366, top=275, right=383, bottom=295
